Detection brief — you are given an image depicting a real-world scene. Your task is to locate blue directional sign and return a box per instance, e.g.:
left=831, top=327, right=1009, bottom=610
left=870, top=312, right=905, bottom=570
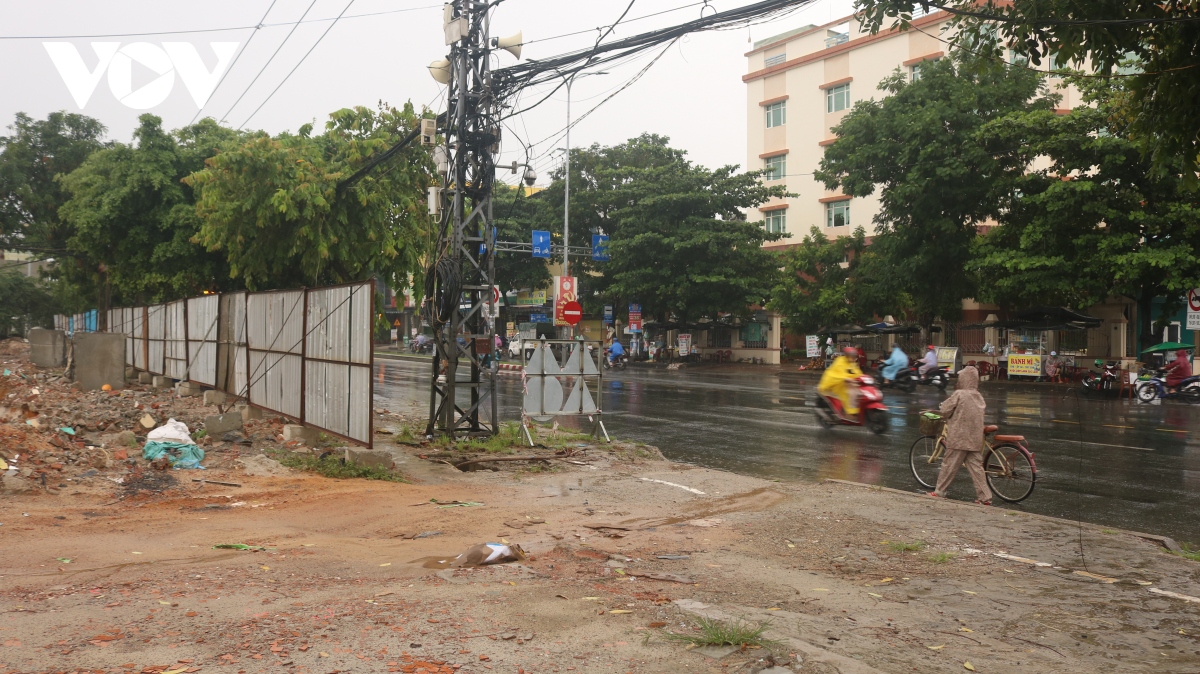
left=591, top=234, right=610, bottom=262
left=529, top=313, right=549, bottom=323
left=532, top=230, right=552, bottom=258
left=480, top=226, right=497, bottom=255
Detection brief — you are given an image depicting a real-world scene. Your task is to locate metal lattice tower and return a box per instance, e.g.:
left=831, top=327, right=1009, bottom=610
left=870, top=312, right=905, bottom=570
left=426, top=0, right=499, bottom=437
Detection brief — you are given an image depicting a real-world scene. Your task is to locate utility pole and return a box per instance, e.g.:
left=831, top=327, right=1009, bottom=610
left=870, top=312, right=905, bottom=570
left=425, top=0, right=500, bottom=438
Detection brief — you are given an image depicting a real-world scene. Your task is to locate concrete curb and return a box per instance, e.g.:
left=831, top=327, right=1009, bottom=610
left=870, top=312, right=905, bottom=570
left=821, top=478, right=1183, bottom=553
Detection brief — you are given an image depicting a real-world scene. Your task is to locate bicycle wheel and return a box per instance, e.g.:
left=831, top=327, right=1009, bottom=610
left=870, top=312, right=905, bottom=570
left=985, top=444, right=1036, bottom=503
left=909, top=435, right=943, bottom=490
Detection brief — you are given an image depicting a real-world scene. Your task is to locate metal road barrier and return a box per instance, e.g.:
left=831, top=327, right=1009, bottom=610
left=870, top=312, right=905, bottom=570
left=521, top=338, right=609, bottom=445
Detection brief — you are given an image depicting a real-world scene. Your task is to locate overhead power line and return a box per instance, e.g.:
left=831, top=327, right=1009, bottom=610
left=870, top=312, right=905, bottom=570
left=220, top=0, right=320, bottom=124
left=190, top=0, right=280, bottom=125
left=926, top=2, right=1200, bottom=27
left=239, top=0, right=358, bottom=129
left=0, top=3, right=441, bottom=40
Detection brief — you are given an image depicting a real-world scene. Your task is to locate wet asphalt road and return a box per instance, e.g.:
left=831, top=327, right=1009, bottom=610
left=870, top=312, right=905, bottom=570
left=373, top=358, right=1200, bottom=544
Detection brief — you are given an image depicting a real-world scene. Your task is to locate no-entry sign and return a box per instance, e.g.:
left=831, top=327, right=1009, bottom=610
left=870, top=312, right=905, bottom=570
left=562, top=301, right=583, bottom=326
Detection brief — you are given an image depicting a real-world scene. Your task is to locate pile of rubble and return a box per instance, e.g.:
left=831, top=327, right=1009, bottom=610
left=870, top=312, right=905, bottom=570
left=0, top=337, right=297, bottom=496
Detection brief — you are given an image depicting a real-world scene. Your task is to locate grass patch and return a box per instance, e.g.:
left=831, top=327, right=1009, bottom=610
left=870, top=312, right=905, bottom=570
left=887, top=540, right=927, bottom=553
left=1101, top=529, right=1117, bottom=535
left=454, top=422, right=526, bottom=454
left=928, top=551, right=956, bottom=564
left=1173, top=543, right=1200, bottom=563
left=270, top=450, right=408, bottom=482
left=661, top=616, right=778, bottom=649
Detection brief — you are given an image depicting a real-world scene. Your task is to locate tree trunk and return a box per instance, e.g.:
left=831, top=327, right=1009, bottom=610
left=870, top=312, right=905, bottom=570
left=1137, top=286, right=1157, bottom=352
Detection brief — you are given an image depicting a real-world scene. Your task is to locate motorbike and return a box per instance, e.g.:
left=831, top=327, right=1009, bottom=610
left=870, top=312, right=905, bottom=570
left=814, top=374, right=890, bottom=434
left=1135, top=370, right=1200, bottom=404
left=872, top=359, right=916, bottom=393
left=910, top=365, right=950, bottom=391
left=1080, top=360, right=1120, bottom=396
left=603, top=350, right=628, bottom=371
left=410, top=339, right=433, bottom=355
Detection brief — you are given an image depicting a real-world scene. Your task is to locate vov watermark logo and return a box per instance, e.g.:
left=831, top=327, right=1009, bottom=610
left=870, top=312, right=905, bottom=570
left=43, top=42, right=238, bottom=110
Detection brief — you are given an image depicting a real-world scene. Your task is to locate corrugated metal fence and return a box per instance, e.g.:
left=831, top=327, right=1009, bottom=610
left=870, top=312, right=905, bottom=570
left=55, top=281, right=374, bottom=447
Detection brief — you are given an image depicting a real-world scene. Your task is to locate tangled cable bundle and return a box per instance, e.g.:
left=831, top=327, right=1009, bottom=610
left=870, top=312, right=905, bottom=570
left=424, top=257, right=462, bottom=327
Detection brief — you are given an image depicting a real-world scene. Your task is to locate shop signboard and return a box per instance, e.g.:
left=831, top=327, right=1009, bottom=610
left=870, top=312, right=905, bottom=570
left=1007, top=354, right=1043, bottom=377
left=678, top=333, right=692, bottom=355
left=515, top=290, right=547, bottom=306
left=936, top=346, right=959, bottom=370
left=529, top=313, right=549, bottom=323
left=628, top=302, right=642, bottom=333
left=806, top=335, right=820, bottom=358
left=553, top=276, right=578, bottom=327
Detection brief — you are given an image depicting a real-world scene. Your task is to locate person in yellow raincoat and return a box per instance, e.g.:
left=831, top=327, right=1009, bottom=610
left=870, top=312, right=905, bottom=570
left=818, top=346, right=863, bottom=417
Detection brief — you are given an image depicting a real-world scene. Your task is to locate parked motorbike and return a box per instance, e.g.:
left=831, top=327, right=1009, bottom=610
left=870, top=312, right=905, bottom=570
left=814, top=375, right=889, bottom=434
left=1135, top=370, right=1200, bottom=404
left=1080, top=360, right=1120, bottom=396
left=911, top=365, right=950, bottom=391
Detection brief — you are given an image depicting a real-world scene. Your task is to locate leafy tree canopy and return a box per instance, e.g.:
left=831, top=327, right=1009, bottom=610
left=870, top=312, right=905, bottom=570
left=972, top=75, right=1200, bottom=344
left=57, top=114, right=241, bottom=310
left=188, top=103, right=436, bottom=291
left=0, top=111, right=107, bottom=256
left=491, top=183, right=553, bottom=302
left=0, top=269, right=55, bottom=338
left=857, top=0, right=1200, bottom=182
left=815, top=54, right=1056, bottom=326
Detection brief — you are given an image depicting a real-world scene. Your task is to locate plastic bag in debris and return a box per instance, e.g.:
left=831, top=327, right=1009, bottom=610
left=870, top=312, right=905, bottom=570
left=147, top=418, right=193, bottom=444
left=143, top=441, right=206, bottom=469
left=450, top=543, right=527, bottom=568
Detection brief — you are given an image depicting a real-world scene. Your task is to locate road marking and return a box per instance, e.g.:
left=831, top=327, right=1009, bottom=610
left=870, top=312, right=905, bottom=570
left=1072, top=441, right=1154, bottom=452
left=1102, top=424, right=1133, bottom=429
left=638, top=478, right=705, bottom=495
left=1149, top=588, right=1200, bottom=604
left=1051, top=419, right=1080, bottom=424
left=1156, top=428, right=1187, bottom=433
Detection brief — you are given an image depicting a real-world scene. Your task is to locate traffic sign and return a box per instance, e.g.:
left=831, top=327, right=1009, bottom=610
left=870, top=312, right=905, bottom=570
left=562, top=301, right=583, bottom=326
left=492, top=286, right=501, bottom=305
left=532, top=230, right=551, bottom=258
left=591, top=234, right=610, bottom=261
left=1188, top=288, right=1200, bottom=330
left=530, top=313, right=549, bottom=323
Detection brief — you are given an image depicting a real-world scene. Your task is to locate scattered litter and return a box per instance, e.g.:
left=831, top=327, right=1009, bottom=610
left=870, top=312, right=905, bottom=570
left=686, top=518, right=723, bottom=527
left=638, top=477, right=705, bottom=495
left=395, top=530, right=444, bottom=540
left=447, top=543, right=527, bottom=568
left=656, top=555, right=690, bottom=560
left=192, top=479, right=241, bottom=487
left=144, top=441, right=205, bottom=469
left=964, top=663, right=975, bottom=671
left=58, top=427, right=75, bottom=435
left=608, top=610, right=633, bottom=614
left=625, top=571, right=694, bottom=584
left=1075, top=571, right=1118, bottom=583
left=994, top=552, right=1052, bottom=567
left=55, top=557, right=72, bottom=564
left=437, top=501, right=484, bottom=508
left=212, top=544, right=272, bottom=552
left=928, top=645, right=944, bottom=650
left=147, top=418, right=192, bottom=444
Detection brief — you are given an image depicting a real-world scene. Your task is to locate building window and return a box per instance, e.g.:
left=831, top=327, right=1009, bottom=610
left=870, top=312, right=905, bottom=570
left=764, top=209, right=786, bottom=234
left=826, top=83, right=850, bottom=113
left=911, top=4, right=932, bottom=18
left=764, top=154, right=786, bottom=181
left=708, top=327, right=732, bottom=348
left=825, top=200, right=849, bottom=228
left=910, top=63, right=922, bottom=81
left=1049, top=52, right=1064, bottom=78
left=765, top=101, right=786, bottom=128
left=764, top=53, right=786, bottom=67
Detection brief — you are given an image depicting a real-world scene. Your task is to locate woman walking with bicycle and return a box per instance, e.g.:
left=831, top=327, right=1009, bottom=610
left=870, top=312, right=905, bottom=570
left=928, top=365, right=992, bottom=505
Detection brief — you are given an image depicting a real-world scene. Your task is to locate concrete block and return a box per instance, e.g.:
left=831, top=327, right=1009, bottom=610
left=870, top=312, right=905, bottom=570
left=240, top=405, right=263, bottom=422
left=344, top=447, right=395, bottom=470
left=125, top=366, right=138, bottom=380
left=282, top=424, right=320, bottom=445
left=204, top=412, right=243, bottom=436
left=73, top=332, right=126, bottom=391
left=176, top=381, right=203, bottom=397
left=138, top=372, right=153, bottom=384
left=152, top=375, right=174, bottom=389
left=28, top=328, right=66, bottom=368
left=0, top=475, right=33, bottom=494
left=203, top=390, right=227, bottom=406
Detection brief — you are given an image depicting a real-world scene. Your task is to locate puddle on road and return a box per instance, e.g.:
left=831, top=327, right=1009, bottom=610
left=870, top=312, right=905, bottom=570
left=617, top=487, right=787, bottom=529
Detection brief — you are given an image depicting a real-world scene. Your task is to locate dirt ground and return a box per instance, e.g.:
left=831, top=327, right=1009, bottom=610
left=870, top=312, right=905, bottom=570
left=4, top=342, right=1200, bottom=674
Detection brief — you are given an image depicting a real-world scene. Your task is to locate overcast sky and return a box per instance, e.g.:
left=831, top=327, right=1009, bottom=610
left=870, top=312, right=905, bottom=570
left=0, top=0, right=854, bottom=186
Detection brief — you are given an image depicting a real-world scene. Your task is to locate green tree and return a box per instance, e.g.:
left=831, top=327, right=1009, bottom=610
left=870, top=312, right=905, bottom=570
left=0, top=269, right=56, bottom=337
left=491, top=183, right=552, bottom=303
left=857, top=0, right=1200, bottom=181
left=971, top=76, right=1200, bottom=346
left=57, top=115, right=240, bottom=312
left=0, top=111, right=108, bottom=256
left=188, top=103, right=436, bottom=291
left=560, top=135, right=787, bottom=325
left=815, top=55, right=1056, bottom=328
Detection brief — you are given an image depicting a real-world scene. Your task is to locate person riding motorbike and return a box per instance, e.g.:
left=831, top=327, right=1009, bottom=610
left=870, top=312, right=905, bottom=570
left=881, top=344, right=909, bottom=384
left=918, top=345, right=939, bottom=379
left=1165, top=349, right=1193, bottom=393
left=606, top=339, right=626, bottom=367
left=818, top=347, right=864, bottom=417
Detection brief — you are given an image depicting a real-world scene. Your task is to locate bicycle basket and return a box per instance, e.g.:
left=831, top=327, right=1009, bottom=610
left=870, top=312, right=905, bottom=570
left=919, top=412, right=945, bottom=436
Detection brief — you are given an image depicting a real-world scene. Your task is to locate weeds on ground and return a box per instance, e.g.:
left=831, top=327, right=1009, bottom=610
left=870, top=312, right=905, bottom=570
left=887, top=540, right=927, bottom=553
left=1173, top=544, right=1200, bottom=563
left=270, top=450, right=408, bottom=482
left=928, top=551, right=956, bottom=564
left=660, top=616, right=779, bottom=649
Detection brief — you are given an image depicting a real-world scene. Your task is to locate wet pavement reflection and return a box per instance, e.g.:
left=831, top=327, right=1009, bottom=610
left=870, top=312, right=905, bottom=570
left=374, top=359, right=1200, bottom=543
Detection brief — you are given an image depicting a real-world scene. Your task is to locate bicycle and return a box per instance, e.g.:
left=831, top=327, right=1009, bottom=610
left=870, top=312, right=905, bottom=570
left=909, top=412, right=1038, bottom=503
